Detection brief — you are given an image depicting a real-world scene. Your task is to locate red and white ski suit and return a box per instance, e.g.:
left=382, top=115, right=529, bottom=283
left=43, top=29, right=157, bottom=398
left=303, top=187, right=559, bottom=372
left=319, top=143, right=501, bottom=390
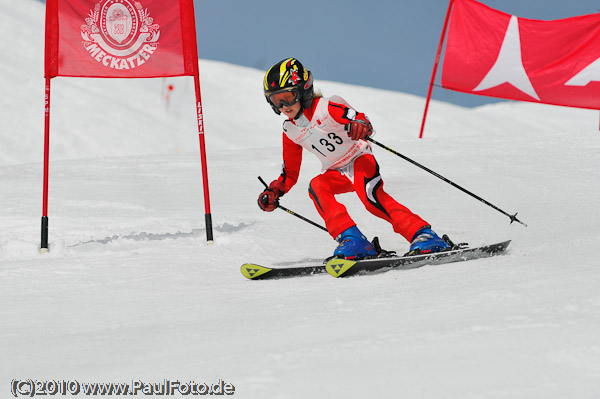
left=275, top=95, right=428, bottom=241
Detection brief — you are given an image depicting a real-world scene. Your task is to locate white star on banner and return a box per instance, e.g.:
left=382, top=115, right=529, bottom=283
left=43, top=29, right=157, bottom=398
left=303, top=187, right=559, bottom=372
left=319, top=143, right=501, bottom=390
left=565, top=57, right=600, bottom=86
left=473, top=16, right=540, bottom=100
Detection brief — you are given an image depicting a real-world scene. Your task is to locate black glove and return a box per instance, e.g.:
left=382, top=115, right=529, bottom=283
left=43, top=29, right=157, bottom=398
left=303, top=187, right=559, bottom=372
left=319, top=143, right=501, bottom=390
left=258, top=180, right=286, bottom=212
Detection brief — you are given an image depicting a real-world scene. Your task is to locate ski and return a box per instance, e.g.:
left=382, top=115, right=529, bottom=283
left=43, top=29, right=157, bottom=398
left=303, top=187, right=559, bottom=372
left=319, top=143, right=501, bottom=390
left=326, top=240, right=511, bottom=278
left=241, top=240, right=510, bottom=280
left=241, top=263, right=327, bottom=280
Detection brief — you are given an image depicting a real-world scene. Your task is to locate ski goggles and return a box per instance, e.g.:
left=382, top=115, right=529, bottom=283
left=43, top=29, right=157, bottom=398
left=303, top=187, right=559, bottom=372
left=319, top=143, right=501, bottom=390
left=267, top=89, right=300, bottom=109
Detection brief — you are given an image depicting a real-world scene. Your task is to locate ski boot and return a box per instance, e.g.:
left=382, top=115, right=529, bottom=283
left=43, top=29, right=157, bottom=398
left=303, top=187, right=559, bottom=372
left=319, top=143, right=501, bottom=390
left=407, top=226, right=451, bottom=255
left=333, top=225, right=377, bottom=260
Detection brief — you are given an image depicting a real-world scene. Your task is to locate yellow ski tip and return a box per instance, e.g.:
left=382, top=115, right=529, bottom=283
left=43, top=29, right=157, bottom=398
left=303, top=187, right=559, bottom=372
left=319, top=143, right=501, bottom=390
left=241, top=264, right=272, bottom=280
left=326, top=258, right=357, bottom=278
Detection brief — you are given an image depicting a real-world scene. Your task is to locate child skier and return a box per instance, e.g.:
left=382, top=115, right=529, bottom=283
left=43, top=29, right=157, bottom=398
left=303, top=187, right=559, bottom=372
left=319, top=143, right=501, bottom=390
left=258, top=58, right=450, bottom=259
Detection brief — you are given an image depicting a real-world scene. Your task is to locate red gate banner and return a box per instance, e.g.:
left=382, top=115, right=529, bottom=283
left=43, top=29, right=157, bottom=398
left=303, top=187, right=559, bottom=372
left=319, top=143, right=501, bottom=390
left=41, top=0, right=213, bottom=250
left=442, top=0, right=600, bottom=110
left=45, top=0, right=199, bottom=78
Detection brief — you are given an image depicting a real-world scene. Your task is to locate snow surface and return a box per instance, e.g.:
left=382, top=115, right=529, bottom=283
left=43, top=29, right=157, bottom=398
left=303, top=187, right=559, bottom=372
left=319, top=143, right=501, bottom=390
left=2, top=1, right=600, bottom=398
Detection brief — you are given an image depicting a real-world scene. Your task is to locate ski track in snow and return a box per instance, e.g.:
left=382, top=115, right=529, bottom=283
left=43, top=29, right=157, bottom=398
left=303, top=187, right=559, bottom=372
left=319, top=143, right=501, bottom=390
left=1, top=1, right=600, bottom=398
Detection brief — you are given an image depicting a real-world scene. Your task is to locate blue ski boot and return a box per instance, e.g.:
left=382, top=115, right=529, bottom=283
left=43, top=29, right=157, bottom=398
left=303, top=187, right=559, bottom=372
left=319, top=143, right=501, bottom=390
left=408, top=226, right=451, bottom=255
left=333, top=225, right=377, bottom=259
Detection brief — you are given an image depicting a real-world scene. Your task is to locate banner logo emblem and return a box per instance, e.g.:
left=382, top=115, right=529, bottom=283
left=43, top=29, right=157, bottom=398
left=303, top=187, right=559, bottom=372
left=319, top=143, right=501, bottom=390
left=81, top=0, right=160, bottom=70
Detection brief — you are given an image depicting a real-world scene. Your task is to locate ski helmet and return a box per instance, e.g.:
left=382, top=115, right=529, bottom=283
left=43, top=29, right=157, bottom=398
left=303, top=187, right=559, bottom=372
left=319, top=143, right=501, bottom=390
left=263, top=58, right=314, bottom=115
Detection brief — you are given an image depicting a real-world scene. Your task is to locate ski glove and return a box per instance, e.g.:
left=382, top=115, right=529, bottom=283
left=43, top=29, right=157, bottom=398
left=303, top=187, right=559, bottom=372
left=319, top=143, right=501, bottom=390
left=346, top=119, right=373, bottom=141
left=258, top=180, right=286, bottom=212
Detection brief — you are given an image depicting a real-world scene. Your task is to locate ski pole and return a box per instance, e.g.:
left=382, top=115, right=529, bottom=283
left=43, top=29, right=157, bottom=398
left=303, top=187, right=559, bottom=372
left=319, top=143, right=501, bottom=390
left=258, top=176, right=329, bottom=233
left=365, top=136, right=527, bottom=227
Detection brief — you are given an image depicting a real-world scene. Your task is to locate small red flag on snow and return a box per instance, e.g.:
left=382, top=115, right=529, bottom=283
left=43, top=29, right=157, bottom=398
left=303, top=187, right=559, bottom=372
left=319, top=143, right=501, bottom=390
left=442, top=0, right=600, bottom=110
left=45, top=0, right=199, bottom=78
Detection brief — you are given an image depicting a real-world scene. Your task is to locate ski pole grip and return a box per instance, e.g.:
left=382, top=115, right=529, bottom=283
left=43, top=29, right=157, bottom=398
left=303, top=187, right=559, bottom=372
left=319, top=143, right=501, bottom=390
left=258, top=176, right=268, bottom=188
left=259, top=176, right=280, bottom=207
left=258, top=176, right=272, bottom=205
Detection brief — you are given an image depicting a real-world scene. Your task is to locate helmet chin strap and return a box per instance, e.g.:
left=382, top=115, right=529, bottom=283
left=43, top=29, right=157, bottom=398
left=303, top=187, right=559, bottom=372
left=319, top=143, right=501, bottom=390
left=294, top=92, right=314, bottom=120
left=293, top=105, right=304, bottom=120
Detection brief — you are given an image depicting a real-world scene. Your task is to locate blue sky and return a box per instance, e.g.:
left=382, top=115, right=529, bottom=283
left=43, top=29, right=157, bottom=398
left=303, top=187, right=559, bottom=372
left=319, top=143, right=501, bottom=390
left=194, top=0, right=600, bottom=107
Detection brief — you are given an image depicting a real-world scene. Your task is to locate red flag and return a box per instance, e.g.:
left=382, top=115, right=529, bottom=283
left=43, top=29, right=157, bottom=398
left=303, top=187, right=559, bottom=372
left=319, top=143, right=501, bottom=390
left=442, top=0, right=600, bottom=110
left=45, top=0, right=199, bottom=78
